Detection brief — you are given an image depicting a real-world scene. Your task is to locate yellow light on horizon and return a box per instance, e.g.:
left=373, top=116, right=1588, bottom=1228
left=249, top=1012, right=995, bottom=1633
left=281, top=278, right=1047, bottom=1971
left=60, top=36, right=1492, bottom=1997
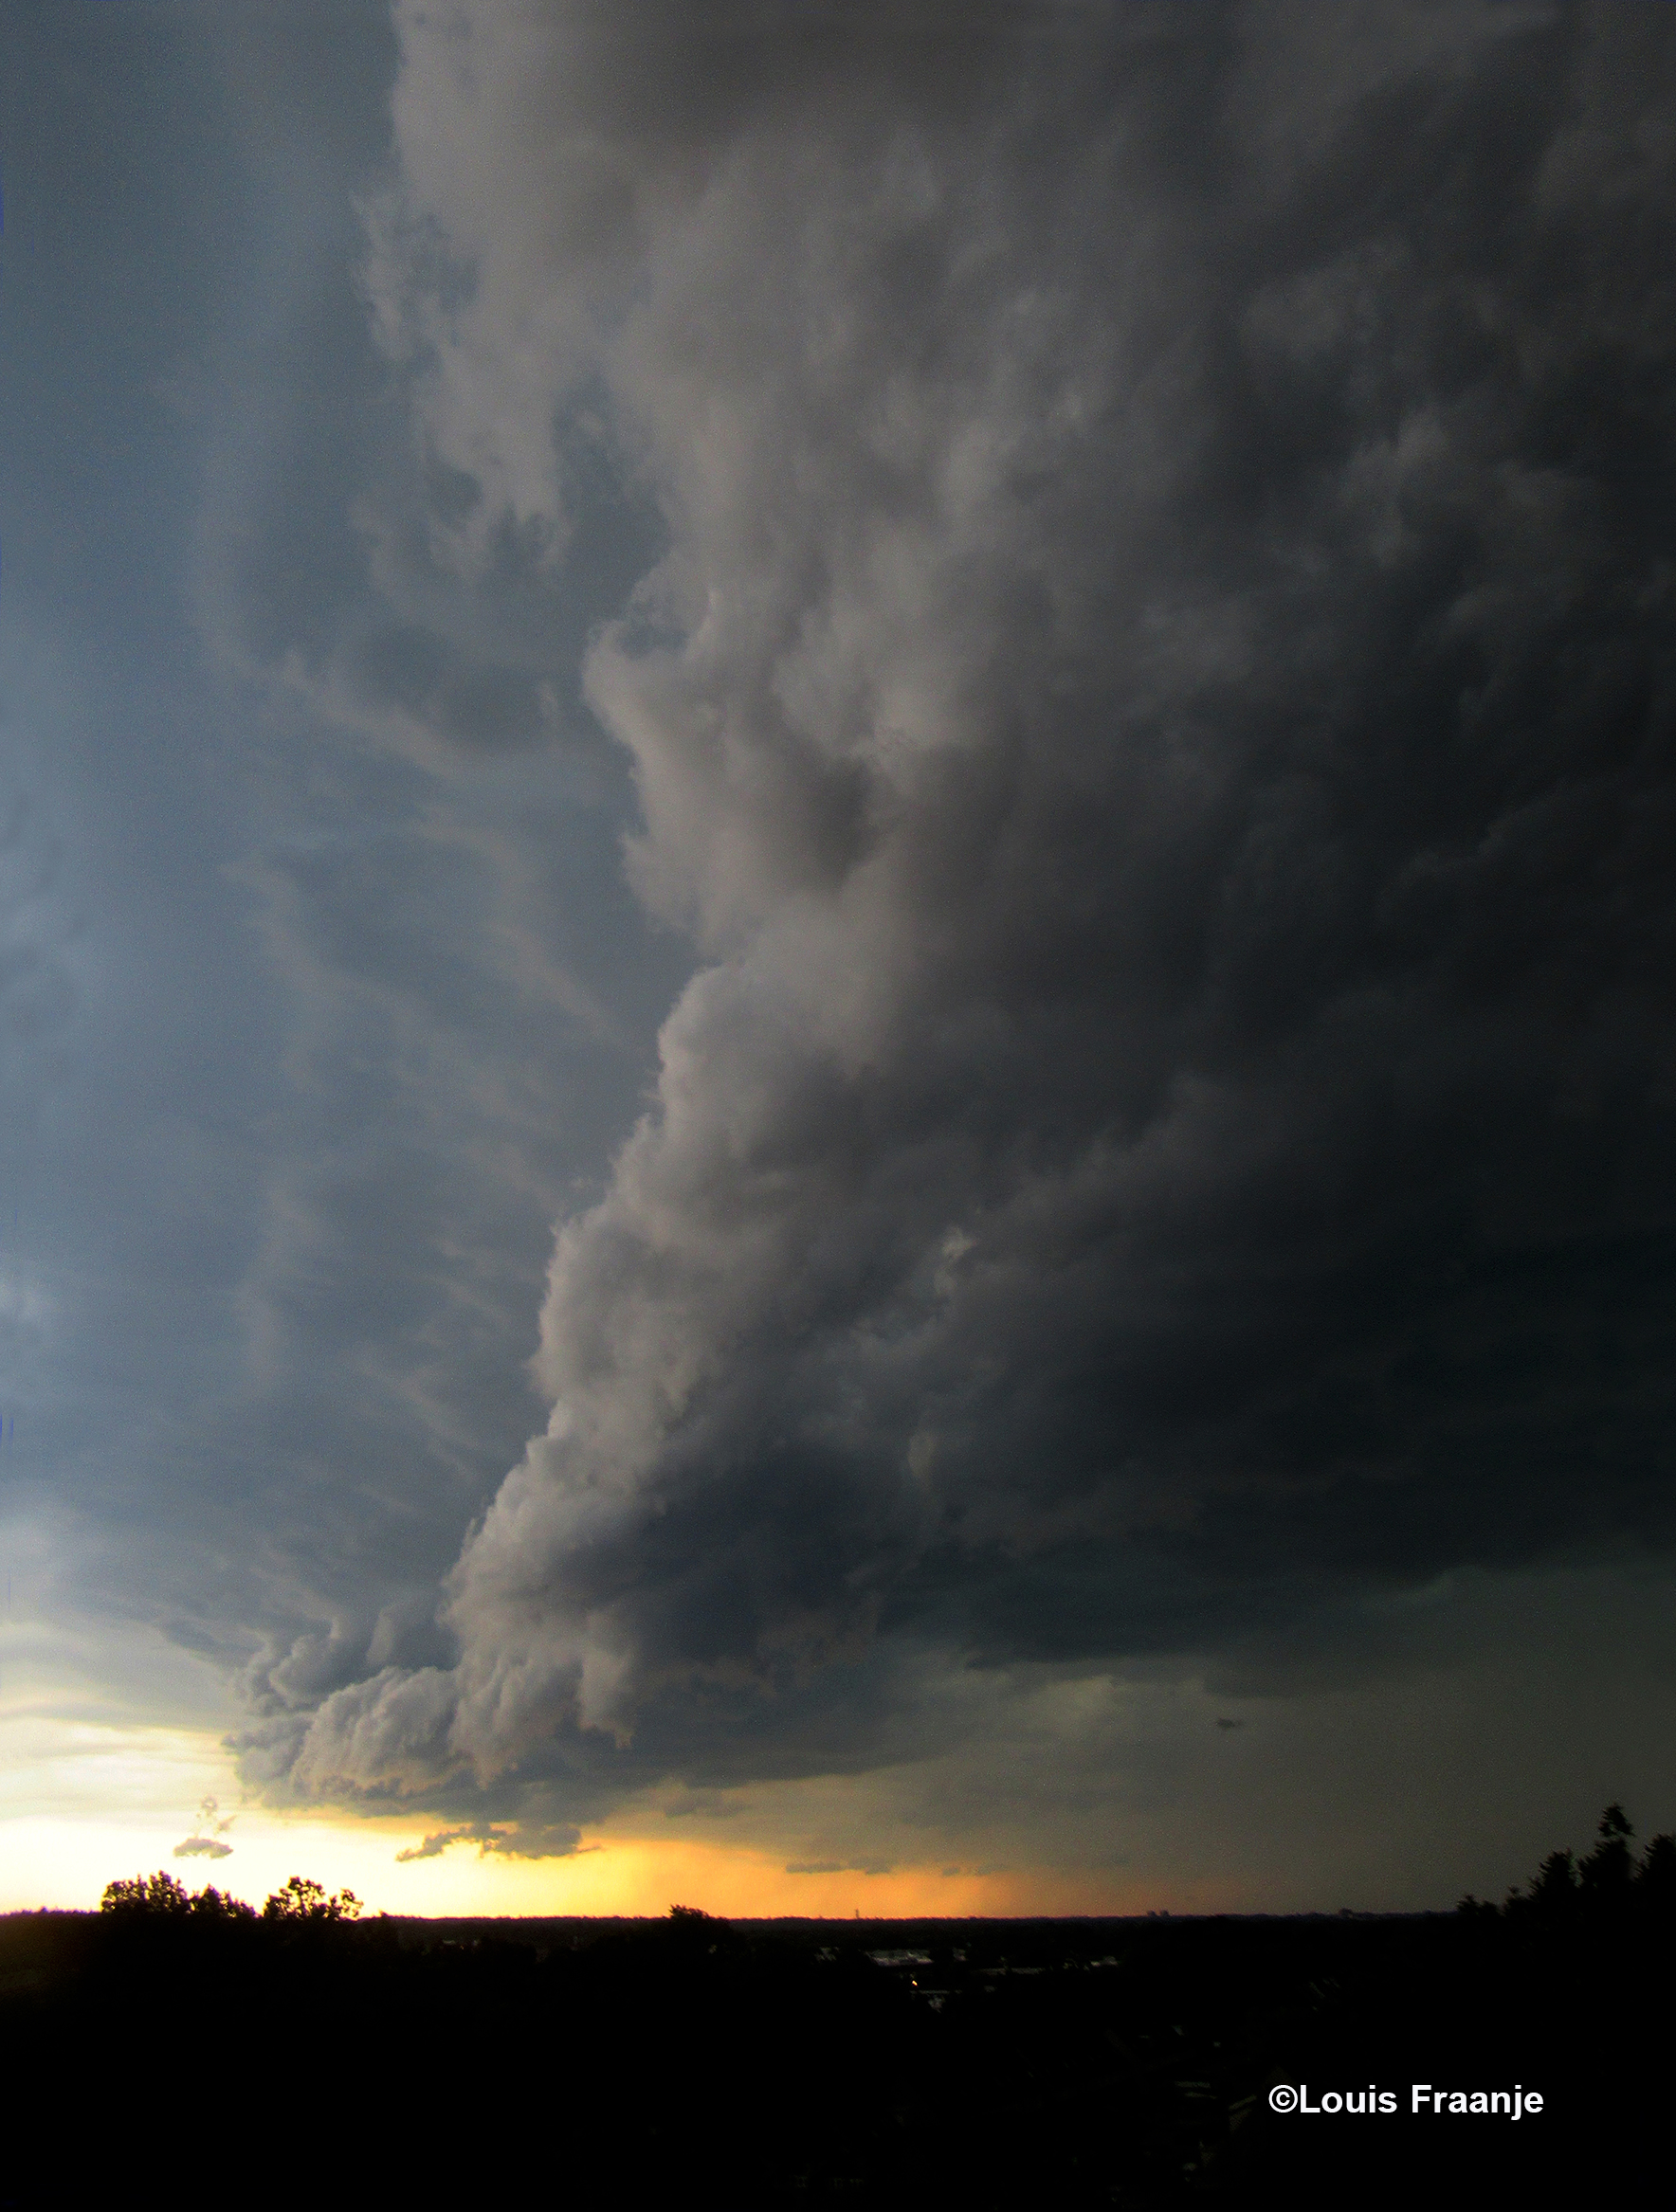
left=0, top=1687, right=1242, bottom=1921
left=1, top=1803, right=1239, bottom=1921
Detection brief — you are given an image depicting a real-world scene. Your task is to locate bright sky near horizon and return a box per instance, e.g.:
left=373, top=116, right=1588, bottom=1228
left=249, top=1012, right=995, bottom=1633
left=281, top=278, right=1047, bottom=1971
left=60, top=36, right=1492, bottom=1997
left=2, top=1, right=1675, bottom=1920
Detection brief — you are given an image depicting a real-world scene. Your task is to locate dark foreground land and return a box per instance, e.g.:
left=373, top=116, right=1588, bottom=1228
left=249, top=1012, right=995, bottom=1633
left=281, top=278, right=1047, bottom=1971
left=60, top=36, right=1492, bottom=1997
left=2, top=1855, right=1666, bottom=2206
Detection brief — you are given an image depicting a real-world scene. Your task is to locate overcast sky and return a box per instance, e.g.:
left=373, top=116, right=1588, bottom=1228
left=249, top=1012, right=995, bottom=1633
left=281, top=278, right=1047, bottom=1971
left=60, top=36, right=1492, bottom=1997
left=2, top=0, right=1674, bottom=1914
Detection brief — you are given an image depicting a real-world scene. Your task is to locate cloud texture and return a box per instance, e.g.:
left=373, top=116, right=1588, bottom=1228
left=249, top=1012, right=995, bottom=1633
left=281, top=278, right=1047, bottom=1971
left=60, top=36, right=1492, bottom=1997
left=282, top=1, right=1676, bottom=1810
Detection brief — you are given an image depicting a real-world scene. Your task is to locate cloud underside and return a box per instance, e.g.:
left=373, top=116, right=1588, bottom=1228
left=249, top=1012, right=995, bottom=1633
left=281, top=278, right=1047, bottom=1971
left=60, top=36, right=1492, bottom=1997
left=255, top=1, right=1676, bottom=1817
left=393, top=1818, right=585, bottom=1862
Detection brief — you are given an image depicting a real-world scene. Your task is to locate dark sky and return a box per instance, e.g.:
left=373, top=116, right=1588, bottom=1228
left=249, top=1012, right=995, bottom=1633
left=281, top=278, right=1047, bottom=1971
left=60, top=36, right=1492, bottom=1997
left=2, top=0, right=1674, bottom=1911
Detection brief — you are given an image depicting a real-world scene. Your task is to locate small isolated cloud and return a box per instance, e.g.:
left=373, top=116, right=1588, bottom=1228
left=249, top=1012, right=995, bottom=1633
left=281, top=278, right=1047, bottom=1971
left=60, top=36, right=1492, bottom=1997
left=173, top=1795, right=233, bottom=1859
left=395, top=1817, right=587, bottom=1862
left=1215, top=1718, right=1246, bottom=1732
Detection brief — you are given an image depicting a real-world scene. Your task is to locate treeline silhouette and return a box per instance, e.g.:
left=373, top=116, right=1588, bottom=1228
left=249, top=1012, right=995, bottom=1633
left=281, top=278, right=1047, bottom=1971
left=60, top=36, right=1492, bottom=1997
left=99, top=1869, right=363, bottom=1923
left=1459, top=1802, right=1676, bottom=1923
left=0, top=1810, right=1664, bottom=2207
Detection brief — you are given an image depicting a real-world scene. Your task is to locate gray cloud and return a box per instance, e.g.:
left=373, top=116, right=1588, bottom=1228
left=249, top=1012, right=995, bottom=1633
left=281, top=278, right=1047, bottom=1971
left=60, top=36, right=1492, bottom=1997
left=249, top=1, right=1676, bottom=1833
left=785, top=1860, right=892, bottom=1877
left=394, top=1816, right=585, bottom=1861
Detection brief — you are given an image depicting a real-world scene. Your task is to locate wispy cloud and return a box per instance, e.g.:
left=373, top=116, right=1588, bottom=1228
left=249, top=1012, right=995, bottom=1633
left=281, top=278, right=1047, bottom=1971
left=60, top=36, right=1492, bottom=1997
left=173, top=1795, right=235, bottom=1860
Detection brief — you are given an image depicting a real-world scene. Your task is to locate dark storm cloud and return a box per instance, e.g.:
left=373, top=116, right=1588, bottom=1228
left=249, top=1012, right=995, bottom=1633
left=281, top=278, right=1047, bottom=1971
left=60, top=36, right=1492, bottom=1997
left=280, top=1, right=1676, bottom=1808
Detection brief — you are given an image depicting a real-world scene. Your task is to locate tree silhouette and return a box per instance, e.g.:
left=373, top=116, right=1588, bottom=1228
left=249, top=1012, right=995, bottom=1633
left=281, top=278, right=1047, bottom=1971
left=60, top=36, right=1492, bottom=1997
left=98, top=1871, right=363, bottom=1923
left=1639, top=1830, right=1676, bottom=1904
left=1579, top=1804, right=1635, bottom=1900
left=100, top=1872, right=192, bottom=1916
left=100, top=1873, right=253, bottom=1921
left=261, top=1875, right=361, bottom=1924
left=1527, top=1848, right=1579, bottom=1912
left=1486, top=1805, right=1676, bottom=1923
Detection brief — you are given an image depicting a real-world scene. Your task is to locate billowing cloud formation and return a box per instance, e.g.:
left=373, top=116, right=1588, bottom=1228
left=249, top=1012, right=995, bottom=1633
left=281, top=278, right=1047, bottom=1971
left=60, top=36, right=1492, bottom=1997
left=288, top=1, right=1676, bottom=1804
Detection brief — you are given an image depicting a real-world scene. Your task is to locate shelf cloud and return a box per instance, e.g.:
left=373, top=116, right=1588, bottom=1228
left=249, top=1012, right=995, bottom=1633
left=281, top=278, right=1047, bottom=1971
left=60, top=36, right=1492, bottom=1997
left=222, top=2, right=1676, bottom=1842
